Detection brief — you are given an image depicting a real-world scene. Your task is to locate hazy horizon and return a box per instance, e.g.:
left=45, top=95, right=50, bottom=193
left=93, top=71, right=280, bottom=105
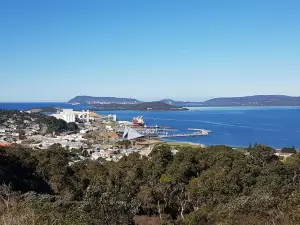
left=1, top=0, right=299, bottom=101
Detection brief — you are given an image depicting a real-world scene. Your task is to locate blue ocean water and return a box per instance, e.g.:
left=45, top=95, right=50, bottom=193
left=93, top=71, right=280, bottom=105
left=0, top=102, right=87, bottom=111
left=1, top=103, right=300, bottom=148
left=96, top=107, right=300, bottom=149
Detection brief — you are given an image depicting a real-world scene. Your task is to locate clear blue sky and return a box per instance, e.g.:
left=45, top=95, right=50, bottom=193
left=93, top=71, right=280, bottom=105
left=0, top=0, right=299, bottom=102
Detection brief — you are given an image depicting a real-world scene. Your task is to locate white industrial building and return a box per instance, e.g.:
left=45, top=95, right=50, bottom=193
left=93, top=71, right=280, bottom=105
left=52, top=109, right=91, bottom=123
left=108, top=114, right=117, bottom=122
left=52, top=109, right=76, bottom=123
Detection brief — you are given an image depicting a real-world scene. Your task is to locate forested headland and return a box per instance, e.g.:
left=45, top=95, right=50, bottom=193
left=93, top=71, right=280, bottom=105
left=1, top=144, right=300, bottom=225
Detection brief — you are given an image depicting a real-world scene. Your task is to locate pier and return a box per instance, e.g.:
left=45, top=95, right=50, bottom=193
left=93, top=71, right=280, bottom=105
left=124, top=116, right=211, bottom=139
left=188, top=128, right=212, bottom=132
left=159, top=130, right=209, bottom=138
left=135, top=127, right=211, bottom=139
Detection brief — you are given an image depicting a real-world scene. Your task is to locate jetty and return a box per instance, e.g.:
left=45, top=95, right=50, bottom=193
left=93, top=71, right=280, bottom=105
left=159, top=130, right=209, bottom=138
left=188, top=128, right=212, bottom=132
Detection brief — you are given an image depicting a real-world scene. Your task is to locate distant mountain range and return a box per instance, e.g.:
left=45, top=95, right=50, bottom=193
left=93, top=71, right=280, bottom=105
left=68, top=95, right=300, bottom=107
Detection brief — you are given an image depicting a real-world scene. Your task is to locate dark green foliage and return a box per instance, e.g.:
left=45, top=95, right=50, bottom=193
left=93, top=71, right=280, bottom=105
left=248, top=144, right=277, bottom=167
left=44, top=116, right=68, bottom=133
left=67, top=122, right=79, bottom=131
left=41, top=116, right=79, bottom=133
left=281, top=146, right=297, bottom=154
left=116, top=140, right=131, bottom=148
left=2, top=144, right=300, bottom=224
left=0, top=147, right=52, bottom=193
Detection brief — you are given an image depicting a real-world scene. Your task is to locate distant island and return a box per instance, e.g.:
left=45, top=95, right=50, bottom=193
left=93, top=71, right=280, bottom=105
left=68, top=95, right=300, bottom=107
left=28, top=102, right=187, bottom=112
left=68, top=96, right=142, bottom=105
left=162, top=95, right=300, bottom=106
left=90, top=101, right=188, bottom=111
left=201, top=95, right=300, bottom=107
left=27, top=107, right=58, bottom=113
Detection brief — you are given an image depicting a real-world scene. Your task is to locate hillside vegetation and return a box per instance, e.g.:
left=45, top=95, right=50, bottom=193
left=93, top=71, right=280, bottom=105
left=1, top=144, right=300, bottom=224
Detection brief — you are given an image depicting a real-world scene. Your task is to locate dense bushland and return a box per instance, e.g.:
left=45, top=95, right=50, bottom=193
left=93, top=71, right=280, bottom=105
left=1, top=144, right=300, bottom=225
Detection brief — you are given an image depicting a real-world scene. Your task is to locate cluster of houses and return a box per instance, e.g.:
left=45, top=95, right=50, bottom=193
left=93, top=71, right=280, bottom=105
left=27, top=134, right=88, bottom=150
left=0, top=108, right=159, bottom=162
left=0, top=116, right=42, bottom=145
left=90, top=147, right=138, bottom=161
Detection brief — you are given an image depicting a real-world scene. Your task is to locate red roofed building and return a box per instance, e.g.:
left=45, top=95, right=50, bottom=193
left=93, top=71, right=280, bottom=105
left=0, top=142, right=12, bottom=147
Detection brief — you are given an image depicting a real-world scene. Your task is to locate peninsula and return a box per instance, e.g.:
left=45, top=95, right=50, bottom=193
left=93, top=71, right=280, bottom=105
left=90, top=101, right=188, bottom=111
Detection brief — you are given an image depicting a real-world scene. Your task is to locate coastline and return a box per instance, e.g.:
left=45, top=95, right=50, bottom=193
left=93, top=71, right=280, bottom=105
left=1, top=103, right=300, bottom=149
left=2, top=102, right=300, bottom=112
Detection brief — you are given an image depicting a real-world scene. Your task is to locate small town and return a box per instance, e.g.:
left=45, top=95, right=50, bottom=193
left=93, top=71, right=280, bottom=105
left=1, top=1, right=300, bottom=224
left=0, top=108, right=190, bottom=163
left=0, top=108, right=294, bottom=164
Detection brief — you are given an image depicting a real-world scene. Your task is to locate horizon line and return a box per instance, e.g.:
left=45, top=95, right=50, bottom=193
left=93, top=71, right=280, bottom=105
left=1, top=94, right=300, bottom=103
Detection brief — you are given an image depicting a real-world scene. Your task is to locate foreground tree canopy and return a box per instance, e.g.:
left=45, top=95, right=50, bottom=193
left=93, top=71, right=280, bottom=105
left=1, top=144, right=300, bottom=225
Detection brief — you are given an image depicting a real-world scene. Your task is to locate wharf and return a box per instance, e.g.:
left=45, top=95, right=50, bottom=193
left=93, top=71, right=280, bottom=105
left=159, top=131, right=209, bottom=138
left=188, top=128, right=212, bottom=132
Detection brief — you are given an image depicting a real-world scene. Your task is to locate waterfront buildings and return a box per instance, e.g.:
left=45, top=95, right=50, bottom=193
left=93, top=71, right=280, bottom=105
left=52, top=109, right=92, bottom=123
left=52, top=109, right=76, bottom=123
left=52, top=109, right=116, bottom=123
